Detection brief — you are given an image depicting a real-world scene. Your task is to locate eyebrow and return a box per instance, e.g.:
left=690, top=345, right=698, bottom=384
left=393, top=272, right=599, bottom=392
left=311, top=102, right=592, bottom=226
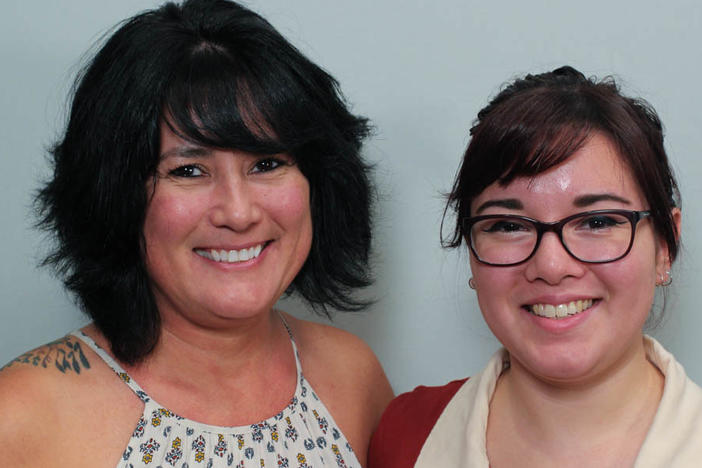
left=474, top=193, right=631, bottom=215
left=159, top=145, right=212, bottom=160
left=475, top=198, right=523, bottom=214
left=572, top=193, right=631, bottom=207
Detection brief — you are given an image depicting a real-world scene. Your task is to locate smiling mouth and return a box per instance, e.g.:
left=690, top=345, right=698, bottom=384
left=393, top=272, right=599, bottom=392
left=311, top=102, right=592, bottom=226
left=194, top=242, right=269, bottom=263
left=525, top=299, right=596, bottom=319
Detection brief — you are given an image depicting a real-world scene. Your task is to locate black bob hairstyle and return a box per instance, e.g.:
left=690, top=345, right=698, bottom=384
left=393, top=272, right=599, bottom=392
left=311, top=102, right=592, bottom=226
left=444, top=66, right=680, bottom=267
left=36, top=0, right=374, bottom=364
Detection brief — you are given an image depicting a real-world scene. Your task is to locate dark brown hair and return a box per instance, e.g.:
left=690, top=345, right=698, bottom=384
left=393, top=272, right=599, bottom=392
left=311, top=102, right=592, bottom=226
left=443, top=66, right=679, bottom=263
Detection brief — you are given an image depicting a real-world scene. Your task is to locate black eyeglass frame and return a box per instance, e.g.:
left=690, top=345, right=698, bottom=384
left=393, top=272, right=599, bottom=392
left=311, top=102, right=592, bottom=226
left=463, top=209, right=652, bottom=267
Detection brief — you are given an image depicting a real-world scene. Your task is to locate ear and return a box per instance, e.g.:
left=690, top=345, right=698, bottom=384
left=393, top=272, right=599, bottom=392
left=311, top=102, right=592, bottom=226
left=655, top=207, right=681, bottom=280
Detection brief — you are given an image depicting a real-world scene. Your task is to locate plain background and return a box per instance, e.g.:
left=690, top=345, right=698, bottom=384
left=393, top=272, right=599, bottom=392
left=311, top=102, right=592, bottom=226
left=1, top=0, right=701, bottom=394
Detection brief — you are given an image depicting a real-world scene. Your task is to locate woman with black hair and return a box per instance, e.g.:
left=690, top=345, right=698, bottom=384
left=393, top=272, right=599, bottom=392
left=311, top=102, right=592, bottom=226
left=0, top=1, right=392, bottom=466
left=368, top=67, right=702, bottom=467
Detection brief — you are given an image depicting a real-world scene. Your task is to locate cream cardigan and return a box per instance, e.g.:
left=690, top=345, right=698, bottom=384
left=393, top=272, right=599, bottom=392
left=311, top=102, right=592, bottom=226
left=416, top=336, right=702, bottom=467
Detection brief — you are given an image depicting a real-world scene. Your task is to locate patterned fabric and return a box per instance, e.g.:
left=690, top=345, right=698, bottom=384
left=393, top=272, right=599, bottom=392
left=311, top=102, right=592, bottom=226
left=72, top=325, right=359, bottom=468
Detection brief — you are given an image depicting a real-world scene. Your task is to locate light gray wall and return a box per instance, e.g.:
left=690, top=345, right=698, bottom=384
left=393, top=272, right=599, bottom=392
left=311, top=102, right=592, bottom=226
left=2, top=0, right=701, bottom=394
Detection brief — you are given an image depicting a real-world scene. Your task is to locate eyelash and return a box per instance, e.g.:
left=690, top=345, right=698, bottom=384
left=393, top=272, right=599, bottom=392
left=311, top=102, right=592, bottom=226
left=251, top=157, right=289, bottom=173
left=168, top=164, right=204, bottom=178
left=165, top=156, right=292, bottom=179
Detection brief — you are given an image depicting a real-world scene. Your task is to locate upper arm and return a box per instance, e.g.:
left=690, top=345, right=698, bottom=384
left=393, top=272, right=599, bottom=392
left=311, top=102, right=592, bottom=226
left=331, top=328, right=394, bottom=426
left=0, top=362, right=65, bottom=466
left=0, top=337, right=98, bottom=466
left=342, top=334, right=395, bottom=429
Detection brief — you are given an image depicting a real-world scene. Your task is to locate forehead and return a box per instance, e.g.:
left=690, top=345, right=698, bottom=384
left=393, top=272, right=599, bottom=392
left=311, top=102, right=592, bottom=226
left=159, top=118, right=190, bottom=149
left=472, top=133, right=646, bottom=212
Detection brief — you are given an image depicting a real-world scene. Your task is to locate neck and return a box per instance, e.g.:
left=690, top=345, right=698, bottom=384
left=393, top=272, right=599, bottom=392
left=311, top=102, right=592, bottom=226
left=146, top=308, right=286, bottom=378
left=492, top=336, right=663, bottom=454
left=85, top=310, right=298, bottom=426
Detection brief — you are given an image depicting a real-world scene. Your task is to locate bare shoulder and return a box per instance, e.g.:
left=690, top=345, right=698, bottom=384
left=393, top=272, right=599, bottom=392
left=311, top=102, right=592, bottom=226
left=283, top=314, right=394, bottom=464
left=0, top=334, right=94, bottom=413
left=1, top=334, right=92, bottom=375
left=0, top=334, right=94, bottom=407
left=0, top=332, right=140, bottom=467
left=285, top=315, right=389, bottom=384
left=0, top=335, right=94, bottom=465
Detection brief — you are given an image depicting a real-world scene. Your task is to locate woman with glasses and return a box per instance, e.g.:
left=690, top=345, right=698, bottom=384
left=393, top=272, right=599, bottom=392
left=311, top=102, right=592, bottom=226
left=368, top=66, right=702, bottom=467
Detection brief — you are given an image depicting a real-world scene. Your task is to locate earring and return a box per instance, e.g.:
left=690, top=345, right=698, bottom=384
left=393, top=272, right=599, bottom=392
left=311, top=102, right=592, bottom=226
left=657, top=270, right=672, bottom=286
left=468, top=277, right=476, bottom=290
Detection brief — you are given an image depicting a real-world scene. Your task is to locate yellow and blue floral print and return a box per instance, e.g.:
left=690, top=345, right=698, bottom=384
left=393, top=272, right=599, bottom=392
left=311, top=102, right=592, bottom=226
left=72, top=330, right=359, bottom=468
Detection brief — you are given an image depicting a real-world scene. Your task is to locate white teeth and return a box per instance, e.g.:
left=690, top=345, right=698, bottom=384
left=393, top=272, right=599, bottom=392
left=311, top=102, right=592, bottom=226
left=528, top=299, right=594, bottom=319
left=544, top=304, right=556, bottom=318
left=195, top=244, right=265, bottom=264
left=568, top=302, right=578, bottom=315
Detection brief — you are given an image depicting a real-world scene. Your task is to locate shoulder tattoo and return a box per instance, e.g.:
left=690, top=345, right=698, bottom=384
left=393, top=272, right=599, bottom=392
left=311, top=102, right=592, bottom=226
left=1, top=336, right=91, bottom=374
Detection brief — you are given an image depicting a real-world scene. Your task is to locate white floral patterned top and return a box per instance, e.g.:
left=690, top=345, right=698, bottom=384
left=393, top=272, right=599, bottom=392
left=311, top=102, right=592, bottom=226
left=72, top=327, right=360, bottom=468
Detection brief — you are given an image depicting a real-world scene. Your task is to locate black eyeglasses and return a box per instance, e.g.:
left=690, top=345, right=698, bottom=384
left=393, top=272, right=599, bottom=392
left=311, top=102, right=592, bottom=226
left=463, top=209, right=651, bottom=266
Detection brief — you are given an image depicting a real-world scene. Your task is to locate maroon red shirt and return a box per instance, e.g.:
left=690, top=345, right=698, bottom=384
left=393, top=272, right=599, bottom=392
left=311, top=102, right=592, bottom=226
left=368, top=378, right=468, bottom=468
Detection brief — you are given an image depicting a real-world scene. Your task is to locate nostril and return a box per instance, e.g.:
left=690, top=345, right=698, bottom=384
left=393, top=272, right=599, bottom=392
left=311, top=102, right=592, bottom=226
left=209, top=192, right=263, bottom=231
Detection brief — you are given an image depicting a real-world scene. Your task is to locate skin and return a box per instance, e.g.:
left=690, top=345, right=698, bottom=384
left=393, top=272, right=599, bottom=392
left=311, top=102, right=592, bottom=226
left=143, top=121, right=314, bottom=327
left=475, top=133, right=681, bottom=467
left=0, top=122, right=393, bottom=467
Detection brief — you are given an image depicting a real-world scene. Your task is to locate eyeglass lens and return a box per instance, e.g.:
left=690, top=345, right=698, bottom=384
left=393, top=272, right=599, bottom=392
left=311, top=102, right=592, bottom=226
left=470, top=212, right=634, bottom=265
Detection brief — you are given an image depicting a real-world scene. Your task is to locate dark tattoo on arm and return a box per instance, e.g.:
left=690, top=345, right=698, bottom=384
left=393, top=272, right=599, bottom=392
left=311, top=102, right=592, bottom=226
left=0, top=336, right=91, bottom=374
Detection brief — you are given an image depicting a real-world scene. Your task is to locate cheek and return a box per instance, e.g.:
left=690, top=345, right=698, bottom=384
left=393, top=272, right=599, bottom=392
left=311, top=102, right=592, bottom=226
left=280, top=191, right=309, bottom=218
left=470, top=260, right=517, bottom=315
left=595, top=254, right=657, bottom=309
left=283, top=180, right=313, bottom=261
left=143, top=192, right=200, bottom=248
left=265, top=178, right=312, bottom=229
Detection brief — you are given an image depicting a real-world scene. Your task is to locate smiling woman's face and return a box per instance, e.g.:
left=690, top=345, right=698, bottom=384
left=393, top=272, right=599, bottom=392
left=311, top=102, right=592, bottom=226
left=142, top=121, right=313, bottom=329
left=469, top=133, right=675, bottom=385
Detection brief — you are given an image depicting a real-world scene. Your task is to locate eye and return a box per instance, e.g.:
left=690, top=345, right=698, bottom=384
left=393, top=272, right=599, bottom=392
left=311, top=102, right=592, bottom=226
left=481, top=218, right=532, bottom=234
left=168, top=164, right=204, bottom=178
left=250, top=156, right=291, bottom=174
left=576, top=214, right=626, bottom=231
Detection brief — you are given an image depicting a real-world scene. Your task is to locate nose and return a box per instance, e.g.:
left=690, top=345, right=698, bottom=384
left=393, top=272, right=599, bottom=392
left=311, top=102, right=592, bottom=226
left=208, top=175, right=262, bottom=231
left=524, top=231, right=586, bottom=285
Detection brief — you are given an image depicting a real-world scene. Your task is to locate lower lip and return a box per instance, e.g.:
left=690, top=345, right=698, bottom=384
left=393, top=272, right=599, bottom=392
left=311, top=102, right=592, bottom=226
left=523, top=301, right=598, bottom=333
left=195, top=244, right=270, bottom=269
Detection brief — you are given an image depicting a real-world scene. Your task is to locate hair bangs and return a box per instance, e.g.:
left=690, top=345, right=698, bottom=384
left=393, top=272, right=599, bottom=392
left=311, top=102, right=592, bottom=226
left=498, top=123, right=591, bottom=186
left=490, top=93, right=593, bottom=186
left=163, top=45, right=284, bottom=154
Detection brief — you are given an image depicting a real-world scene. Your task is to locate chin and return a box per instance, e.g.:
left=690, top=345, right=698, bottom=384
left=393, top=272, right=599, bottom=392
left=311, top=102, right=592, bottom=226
left=511, top=341, right=604, bottom=385
left=214, top=302, right=273, bottom=320
left=189, top=296, right=272, bottom=324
